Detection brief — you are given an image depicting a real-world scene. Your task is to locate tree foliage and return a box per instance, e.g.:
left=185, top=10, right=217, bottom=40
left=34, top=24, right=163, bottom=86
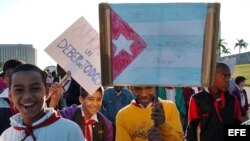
left=217, top=39, right=230, bottom=57
left=234, top=39, right=248, bottom=53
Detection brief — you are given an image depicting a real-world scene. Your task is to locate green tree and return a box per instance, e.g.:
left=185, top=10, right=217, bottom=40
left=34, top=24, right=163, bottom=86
left=217, top=39, right=230, bottom=57
left=234, top=39, right=248, bottom=53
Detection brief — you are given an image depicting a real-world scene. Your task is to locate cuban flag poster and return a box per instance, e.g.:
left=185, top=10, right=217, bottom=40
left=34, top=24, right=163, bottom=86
left=99, top=3, right=220, bottom=86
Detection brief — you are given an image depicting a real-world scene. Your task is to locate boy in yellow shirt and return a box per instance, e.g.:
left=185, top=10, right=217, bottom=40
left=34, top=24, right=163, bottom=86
left=116, top=86, right=184, bottom=141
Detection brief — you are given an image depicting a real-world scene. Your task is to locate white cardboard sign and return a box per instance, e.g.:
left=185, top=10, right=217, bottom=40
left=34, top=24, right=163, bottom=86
left=45, top=17, right=101, bottom=94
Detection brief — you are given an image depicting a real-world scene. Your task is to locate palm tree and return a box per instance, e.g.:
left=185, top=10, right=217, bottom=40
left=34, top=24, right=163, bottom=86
left=234, top=39, right=248, bottom=53
left=217, top=39, right=230, bottom=57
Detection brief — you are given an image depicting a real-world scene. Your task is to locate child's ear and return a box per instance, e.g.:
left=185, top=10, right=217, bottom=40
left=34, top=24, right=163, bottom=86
left=8, top=92, right=18, bottom=114
left=8, top=92, right=12, bottom=102
left=79, top=96, right=84, bottom=104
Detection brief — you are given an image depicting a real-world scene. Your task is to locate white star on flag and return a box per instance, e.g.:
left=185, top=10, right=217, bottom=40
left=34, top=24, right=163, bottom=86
left=112, top=34, right=134, bottom=56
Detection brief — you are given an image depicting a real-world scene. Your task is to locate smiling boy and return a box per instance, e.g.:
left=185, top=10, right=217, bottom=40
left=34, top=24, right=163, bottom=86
left=0, top=64, right=84, bottom=141
left=49, top=86, right=114, bottom=141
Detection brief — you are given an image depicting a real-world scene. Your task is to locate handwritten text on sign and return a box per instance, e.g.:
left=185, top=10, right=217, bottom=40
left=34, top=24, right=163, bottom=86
left=45, top=17, right=101, bottom=94
left=57, top=39, right=101, bottom=85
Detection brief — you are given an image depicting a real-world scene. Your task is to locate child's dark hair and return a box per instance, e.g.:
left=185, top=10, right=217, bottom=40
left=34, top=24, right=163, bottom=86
left=216, top=62, right=229, bottom=70
left=9, top=64, right=46, bottom=89
left=3, top=59, right=25, bottom=75
left=80, top=87, right=104, bottom=99
left=235, top=76, right=246, bottom=85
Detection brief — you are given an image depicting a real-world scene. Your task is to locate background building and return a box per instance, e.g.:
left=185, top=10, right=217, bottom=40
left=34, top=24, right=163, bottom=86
left=0, top=44, right=37, bottom=71
left=219, top=51, right=250, bottom=64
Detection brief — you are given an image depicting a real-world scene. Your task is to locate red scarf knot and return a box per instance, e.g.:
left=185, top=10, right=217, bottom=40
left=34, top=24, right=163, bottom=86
left=13, top=112, right=60, bottom=141
left=82, top=117, right=95, bottom=141
left=213, top=93, right=225, bottom=122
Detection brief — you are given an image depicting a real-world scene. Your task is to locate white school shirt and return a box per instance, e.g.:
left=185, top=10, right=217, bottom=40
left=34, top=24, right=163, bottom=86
left=81, top=105, right=98, bottom=141
left=0, top=108, right=85, bottom=141
left=236, top=85, right=246, bottom=107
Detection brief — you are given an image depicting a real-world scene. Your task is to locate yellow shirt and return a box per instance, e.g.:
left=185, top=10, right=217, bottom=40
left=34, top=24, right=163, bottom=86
left=116, top=100, right=184, bottom=141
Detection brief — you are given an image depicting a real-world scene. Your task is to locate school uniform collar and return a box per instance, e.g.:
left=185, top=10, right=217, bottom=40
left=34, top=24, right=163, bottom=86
left=132, top=97, right=158, bottom=108
left=205, top=89, right=226, bottom=122
left=11, top=108, right=60, bottom=141
left=115, top=90, right=122, bottom=96
left=80, top=105, right=98, bottom=123
left=10, top=108, right=56, bottom=127
left=236, top=85, right=243, bottom=92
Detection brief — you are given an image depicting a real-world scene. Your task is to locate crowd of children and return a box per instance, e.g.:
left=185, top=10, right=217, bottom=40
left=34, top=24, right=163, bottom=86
left=0, top=59, right=249, bottom=141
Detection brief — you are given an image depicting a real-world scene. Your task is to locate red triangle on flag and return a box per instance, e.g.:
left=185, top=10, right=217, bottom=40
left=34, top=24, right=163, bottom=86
left=111, top=9, right=147, bottom=80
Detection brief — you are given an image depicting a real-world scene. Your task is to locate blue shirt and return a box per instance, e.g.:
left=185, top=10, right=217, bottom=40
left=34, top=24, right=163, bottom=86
left=100, top=87, right=134, bottom=123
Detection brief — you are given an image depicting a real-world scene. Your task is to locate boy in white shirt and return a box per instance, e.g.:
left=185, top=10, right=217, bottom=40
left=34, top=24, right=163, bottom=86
left=0, top=64, right=84, bottom=141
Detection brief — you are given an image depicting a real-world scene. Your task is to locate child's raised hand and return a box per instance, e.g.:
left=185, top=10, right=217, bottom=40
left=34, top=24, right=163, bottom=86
left=48, top=82, right=62, bottom=108
left=151, top=102, right=165, bottom=127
